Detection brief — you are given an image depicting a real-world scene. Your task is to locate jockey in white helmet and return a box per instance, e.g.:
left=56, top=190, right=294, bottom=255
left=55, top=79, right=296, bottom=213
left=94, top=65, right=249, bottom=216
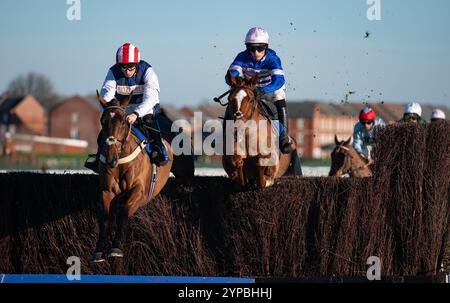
left=225, top=27, right=293, bottom=154
left=430, top=108, right=446, bottom=122
left=400, top=102, right=426, bottom=124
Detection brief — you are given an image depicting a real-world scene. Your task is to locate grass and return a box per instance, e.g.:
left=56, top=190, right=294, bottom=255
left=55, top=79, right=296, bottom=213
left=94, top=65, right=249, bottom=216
left=194, top=156, right=331, bottom=168
left=0, top=153, right=90, bottom=170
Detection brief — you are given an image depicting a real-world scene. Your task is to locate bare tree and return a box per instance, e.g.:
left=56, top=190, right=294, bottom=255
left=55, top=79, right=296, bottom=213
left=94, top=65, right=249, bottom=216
left=6, top=72, right=61, bottom=109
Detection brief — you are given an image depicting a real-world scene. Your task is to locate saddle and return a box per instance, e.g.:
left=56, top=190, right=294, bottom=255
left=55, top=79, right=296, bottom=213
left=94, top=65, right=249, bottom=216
left=258, top=99, right=276, bottom=120
left=133, top=118, right=169, bottom=166
left=130, top=126, right=154, bottom=156
left=257, top=100, right=288, bottom=138
left=221, top=100, right=287, bottom=137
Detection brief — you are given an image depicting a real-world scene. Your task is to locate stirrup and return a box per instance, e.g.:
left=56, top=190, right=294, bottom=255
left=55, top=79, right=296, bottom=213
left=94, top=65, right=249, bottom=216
left=84, top=154, right=99, bottom=173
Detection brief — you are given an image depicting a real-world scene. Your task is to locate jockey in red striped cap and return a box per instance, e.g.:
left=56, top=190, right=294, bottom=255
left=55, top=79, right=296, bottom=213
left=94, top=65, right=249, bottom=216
left=84, top=42, right=169, bottom=173
left=353, top=106, right=385, bottom=162
left=116, top=42, right=141, bottom=65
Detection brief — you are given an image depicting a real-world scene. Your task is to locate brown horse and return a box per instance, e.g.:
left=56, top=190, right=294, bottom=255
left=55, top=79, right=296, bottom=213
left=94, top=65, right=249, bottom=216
left=92, top=91, right=173, bottom=262
left=329, top=135, right=372, bottom=177
left=222, top=72, right=298, bottom=189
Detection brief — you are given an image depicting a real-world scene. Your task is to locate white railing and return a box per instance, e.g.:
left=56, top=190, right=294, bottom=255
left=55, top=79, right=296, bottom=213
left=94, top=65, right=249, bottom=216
left=12, top=134, right=88, bottom=148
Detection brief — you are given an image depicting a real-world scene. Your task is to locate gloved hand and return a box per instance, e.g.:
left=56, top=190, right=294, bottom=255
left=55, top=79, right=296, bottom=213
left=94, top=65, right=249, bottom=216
left=127, top=112, right=139, bottom=124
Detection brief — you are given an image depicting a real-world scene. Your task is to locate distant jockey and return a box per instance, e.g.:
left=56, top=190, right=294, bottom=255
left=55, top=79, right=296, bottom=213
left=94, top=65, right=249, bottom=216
left=353, top=107, right=385, bottom=162
left=430, top=108, right=446, bottom=122
left=400, top=102, right=426, bottom=124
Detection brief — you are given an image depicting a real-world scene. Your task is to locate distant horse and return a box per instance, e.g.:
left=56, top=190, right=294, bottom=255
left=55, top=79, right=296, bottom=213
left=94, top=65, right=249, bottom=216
left=222, top=71, right=299, bottom=190
left=329, top=135, right=372, bottom=177
left=92, top=91, right=173, bottom=262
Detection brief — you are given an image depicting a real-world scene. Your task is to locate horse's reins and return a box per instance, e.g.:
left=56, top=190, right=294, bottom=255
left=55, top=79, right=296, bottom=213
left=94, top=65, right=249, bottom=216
left=337, top=145, right=350, bottom=152
left=213, top=89, right=231, bottom=106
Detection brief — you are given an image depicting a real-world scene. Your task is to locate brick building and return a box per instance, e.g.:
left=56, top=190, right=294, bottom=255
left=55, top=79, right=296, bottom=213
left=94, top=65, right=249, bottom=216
left=0, top=95, right=48, bottom=136
left=49, top=95, right=101, bottom=153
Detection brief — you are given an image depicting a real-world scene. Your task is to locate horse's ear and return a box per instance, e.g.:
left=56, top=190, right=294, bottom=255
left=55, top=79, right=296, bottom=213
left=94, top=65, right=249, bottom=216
left=120, top=91, right=133, bottom=108
left=334, top=135, right=340, bottom=146
left=226, top=70, right=239, bottom=87
left=344, top=136, right=352, bottom=146
left=97, top=90, right=108, bottom=108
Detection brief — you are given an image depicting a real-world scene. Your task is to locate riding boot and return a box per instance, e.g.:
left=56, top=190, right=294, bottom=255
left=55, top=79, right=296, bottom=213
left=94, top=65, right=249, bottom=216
left=274, top=99, right=293, bottom=154
left=142, top=114, right=169, bottom=166
left=84, top=131, right=102, bottom=173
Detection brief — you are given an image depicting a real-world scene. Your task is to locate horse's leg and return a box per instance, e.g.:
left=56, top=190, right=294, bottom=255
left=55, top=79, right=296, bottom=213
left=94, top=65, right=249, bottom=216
left=92, top=191, right=114, bottom=262
left=263, top=166, right=277, bottom=188
left=236, top=162, right=246, bottom=190
left=109, top=185, right=145, bottom=258
left=226, top=155, right=245, bottom=190
left=257, top=165, right=266, bottom=189
left=108, top=204, right=128, bottom=258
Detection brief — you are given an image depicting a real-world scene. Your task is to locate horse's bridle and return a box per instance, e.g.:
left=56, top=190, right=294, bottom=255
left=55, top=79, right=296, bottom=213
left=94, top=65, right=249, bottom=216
left=336, top=144, right=351, bottom=155
left=101, top=106, right=132, bottom=156
left=334, top=143, right=371, bottom=176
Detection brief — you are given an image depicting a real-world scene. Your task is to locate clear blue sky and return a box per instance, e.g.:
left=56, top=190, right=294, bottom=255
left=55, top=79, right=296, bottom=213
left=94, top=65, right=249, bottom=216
left=0, top=0, right=449, bottom=107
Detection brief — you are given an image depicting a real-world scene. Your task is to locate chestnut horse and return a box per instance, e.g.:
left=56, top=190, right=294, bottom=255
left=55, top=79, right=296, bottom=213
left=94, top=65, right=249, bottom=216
left=222, top=72, right=298, bottom=189
left=92, top=91, right=173, bottom=262
left=328, top=135, right=372, bottom=177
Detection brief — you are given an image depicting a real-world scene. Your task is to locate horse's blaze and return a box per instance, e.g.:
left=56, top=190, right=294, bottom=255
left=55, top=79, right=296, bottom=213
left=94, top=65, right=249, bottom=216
left=235, top=89, right=247, bottom=112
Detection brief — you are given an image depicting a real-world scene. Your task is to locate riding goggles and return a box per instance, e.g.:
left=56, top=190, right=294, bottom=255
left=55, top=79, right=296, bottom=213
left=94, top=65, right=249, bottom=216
left=404, top=113, right=419, bottom=122
left=360, top=120, right=374, bottom=125
left=246, top=44, right=268, bottom=53
left=120, top=64, right=137, bottom=71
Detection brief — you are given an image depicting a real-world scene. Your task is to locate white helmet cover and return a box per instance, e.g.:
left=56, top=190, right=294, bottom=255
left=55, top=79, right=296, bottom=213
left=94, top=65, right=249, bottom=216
left=404, top=102, right=422, bottom=116
left=431, top=108, right=446, bottom=120
left=245, top=27, right=269, bottom=44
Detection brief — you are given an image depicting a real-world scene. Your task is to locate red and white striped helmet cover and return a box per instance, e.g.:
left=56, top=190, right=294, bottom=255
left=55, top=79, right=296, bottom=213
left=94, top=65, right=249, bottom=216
left=116, top=43, right=141, bottom=64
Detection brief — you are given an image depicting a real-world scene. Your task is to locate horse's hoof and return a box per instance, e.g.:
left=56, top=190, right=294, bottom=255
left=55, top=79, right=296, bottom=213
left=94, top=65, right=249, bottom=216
left=265, top=178, right=275, bottom=187
left=108, top=248, right=124, bottom=258
left=91, top=252, right=106, bottom=263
